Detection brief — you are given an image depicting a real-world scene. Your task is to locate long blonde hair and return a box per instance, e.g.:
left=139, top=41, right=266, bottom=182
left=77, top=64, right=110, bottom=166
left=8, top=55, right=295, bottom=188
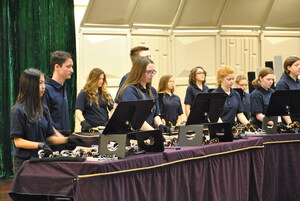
left=117, top=57, right=154, bottom=99
left=82, top=68, right=112, bottom=106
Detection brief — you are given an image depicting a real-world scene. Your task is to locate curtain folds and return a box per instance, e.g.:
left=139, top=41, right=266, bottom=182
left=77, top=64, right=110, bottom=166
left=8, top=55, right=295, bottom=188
left=0, top=0, right=77, bottom=178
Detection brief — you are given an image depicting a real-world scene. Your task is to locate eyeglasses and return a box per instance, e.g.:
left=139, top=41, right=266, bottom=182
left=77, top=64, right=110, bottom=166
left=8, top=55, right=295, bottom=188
left=145, top=70, right=157, bottom=76
left=196, top=72, right=205, bottom=75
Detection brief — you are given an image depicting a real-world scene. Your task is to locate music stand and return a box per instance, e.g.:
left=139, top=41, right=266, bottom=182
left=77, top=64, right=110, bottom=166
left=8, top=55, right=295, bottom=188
left=135, top=130, right=165, bottom=152
left=186, top=93, right=227, bottom=125
left=178, top=124, right=204, bottom=146
left=263, top=90, right=290, bottom=133
left=102, top=100, right=155, bottom=134
left=208, top=122, right=233, bottom=142
left=233, top=88, right=244, bottom=100
left=265, top=90, right=290, bottom=117
left=99, top=100, right=155, bottom=158
left=289, top=90, right=300, bottom=115
left=289, top=90, right=300, bottom=122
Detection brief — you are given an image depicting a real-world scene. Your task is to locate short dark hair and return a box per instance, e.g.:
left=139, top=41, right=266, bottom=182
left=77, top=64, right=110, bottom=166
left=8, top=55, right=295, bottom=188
left=130, top=46, right=149, bottom=63
left=50, top=51, right=72, bottom=70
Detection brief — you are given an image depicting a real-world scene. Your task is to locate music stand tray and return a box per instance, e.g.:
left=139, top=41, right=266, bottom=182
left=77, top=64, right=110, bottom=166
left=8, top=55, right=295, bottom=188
left=186, top=93, right=227, bottom=125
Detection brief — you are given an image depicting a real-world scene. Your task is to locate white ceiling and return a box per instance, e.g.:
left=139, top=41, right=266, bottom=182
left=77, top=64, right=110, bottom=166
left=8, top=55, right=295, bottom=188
left=81, top=0, right=300, bottom=31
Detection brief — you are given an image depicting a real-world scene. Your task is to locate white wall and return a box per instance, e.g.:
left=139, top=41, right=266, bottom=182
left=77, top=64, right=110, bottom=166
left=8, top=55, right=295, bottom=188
left=74, top=2, right=300, bottom=131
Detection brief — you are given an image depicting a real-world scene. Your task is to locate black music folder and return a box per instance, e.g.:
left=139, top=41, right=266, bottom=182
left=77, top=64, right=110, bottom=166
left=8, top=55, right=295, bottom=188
left=186, top=92, right=227, bottom=125
left=265, top=90, right=300, bottom=124
left=102, top=100, right=155, bottom=134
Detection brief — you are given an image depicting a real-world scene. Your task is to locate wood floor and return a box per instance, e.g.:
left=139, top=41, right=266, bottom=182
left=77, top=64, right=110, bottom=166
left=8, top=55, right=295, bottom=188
left=0, top=179, right=12, bottom=201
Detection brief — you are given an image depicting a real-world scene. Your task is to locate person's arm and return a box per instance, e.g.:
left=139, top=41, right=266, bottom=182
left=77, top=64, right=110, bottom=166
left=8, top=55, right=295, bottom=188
left=237, top=113, right=250, bottom=125
left=255, top=113, right=265, bottom=122
left=153, top=115, right=164, bottom=128
left=46, top=135, right=68, bottom=145
left=47, top=134, right=68, bottom=145
left=282, top=115, right=292, bottom=125
left=185, top=104, right=191, bottom=118
left=255, top=113, right=274, bottom=126
left=52, top=127, right=64, bottom=137
left=13, top=137, right=40, bottom=149
left=176, top=114, right=183, bottom=126
left=109, top=107, right=115, bottom=118
left=140, top=121, right=155, bottom=130
left=75, top=109, right=85, bottom=123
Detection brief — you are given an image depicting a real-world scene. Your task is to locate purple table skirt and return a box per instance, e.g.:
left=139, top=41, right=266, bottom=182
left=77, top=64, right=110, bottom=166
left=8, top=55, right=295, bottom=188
left=10, top=138, right=265, bottom=201
left=248, top=133, right=300, bottom=201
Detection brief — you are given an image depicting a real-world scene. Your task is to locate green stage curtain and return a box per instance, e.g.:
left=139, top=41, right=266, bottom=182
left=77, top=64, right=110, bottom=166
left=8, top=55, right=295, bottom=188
left=0, top=0, right=77, bottom=178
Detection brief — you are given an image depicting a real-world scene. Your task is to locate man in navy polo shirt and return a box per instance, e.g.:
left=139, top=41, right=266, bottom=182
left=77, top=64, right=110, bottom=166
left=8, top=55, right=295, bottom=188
left=44, top=51, right=74, bottom=135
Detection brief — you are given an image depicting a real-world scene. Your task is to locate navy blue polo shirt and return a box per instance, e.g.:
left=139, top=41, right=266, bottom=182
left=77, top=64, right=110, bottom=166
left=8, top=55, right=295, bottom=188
left=119, top=72, right=130, bottom=88
left=250, top=87, right=274, bottom=127
left=276, top=74, right=300, bottom=90
left=212, top=87, right=244, bottom=126
left=159, top=93, right=183, bottom=125
left=184, top=84, right=209, bottom=105
left=119, top=84, right=160, bottom=126
left=115, top=72, right=130, bottom=103
left=43, top=76, right=70, bottom=131
left=10, top=104, right=55, bottom=159
left=242, top=92, right=251, bottom=119
left=75, top=90, right=114, bottom=127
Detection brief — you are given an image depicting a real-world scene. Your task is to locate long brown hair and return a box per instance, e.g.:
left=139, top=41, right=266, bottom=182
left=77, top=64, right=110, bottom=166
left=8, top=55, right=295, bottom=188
left=283, top=56, right=300, bottom=75
left=82, top=68, right=112, bottom=106
left=117, top=57, right=154, bottom=99
left=252, top=68, right=274, bottom=88
left=189, top=66, right=207, bottom=85
left=158, top=74, right=174, bottom=93
left=13, top=68, right=44, bottom=123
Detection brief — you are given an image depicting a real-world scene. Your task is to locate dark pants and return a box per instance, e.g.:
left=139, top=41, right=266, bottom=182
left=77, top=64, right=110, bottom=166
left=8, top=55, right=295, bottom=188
left=13, top=157, right=26, bottom=175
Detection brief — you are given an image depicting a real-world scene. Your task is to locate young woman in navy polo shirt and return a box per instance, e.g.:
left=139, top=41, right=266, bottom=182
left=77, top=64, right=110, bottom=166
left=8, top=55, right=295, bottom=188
left=184, top=66, right=209, bottom=118
left=276, top=56, right=300, bottom=122
left=117, top=57, right=169, bottom=133
left=10, top=68, right=85, bottom=174
left=158, top=75, right=183, bottom=126
left=235, top=75, right=251, bottom=120
left=212, top=66, right=251, bottom=127
left=276, top=56, right=300, bottom=90
left=75, top=68, right=114, bottom=132
left=250, top=68, right=280, bottom=128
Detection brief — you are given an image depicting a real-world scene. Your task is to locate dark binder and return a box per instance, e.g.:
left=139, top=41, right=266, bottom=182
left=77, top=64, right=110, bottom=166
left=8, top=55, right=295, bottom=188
left=186, top=92, right=227, bottom=125
left=102, top=100, right=155, bottom=134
